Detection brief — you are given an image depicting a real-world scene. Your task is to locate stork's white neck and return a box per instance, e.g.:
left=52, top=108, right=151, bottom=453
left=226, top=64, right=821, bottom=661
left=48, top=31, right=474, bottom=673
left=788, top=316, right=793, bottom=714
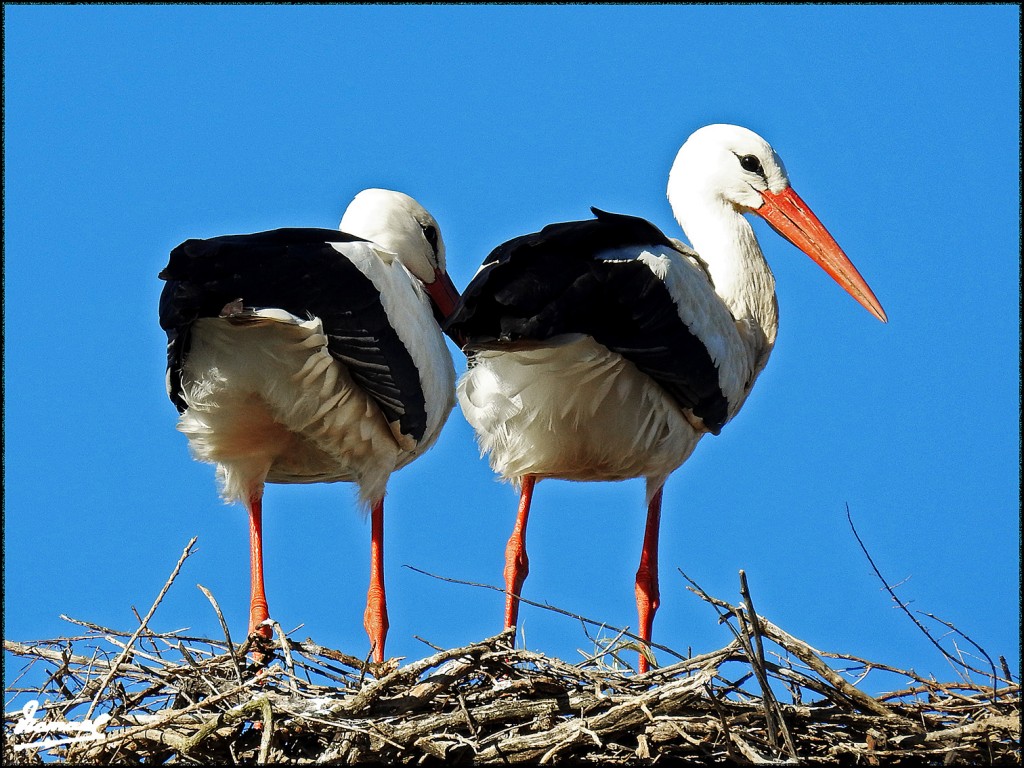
left=672, top=194, right=779, bottom=356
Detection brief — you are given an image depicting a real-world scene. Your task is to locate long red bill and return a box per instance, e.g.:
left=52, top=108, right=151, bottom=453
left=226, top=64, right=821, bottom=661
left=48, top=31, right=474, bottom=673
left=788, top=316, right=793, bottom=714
left=756, top=187, right=888, bottom=323
left=425, top=268, right=461, bottom=320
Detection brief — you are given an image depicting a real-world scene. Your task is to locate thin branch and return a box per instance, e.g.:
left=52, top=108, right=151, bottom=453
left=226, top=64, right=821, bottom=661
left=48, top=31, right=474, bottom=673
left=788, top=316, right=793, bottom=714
left=84, top=537, right=198, bottom=721
left=916, top=611, right=1001, bottom=688
left=738, top=569, right=797, bottom=759
left=197, top=584, right=243, bottom=687
left=845, top=505, right=993, bottom=682
left=404, top=564, right=688, bottom=663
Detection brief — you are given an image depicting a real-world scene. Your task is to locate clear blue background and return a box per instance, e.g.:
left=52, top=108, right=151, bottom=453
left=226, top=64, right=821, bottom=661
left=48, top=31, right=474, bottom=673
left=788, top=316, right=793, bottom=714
left=4, top=5, right=1019, bottom=697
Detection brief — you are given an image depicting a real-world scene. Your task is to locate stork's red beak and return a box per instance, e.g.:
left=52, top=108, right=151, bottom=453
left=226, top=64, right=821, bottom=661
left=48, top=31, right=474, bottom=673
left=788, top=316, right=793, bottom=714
left=426, top=268, right=461, bottom=320
left=756, top=187, right=888, bottom=323
left=426, top=268, right=466, bottom=347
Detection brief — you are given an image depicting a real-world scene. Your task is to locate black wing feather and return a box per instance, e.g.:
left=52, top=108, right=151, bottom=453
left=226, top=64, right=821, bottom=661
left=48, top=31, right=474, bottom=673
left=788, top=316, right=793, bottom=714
left=445, top=209, right=728, bottom=434
left=158, top=228, right=428, bottom=442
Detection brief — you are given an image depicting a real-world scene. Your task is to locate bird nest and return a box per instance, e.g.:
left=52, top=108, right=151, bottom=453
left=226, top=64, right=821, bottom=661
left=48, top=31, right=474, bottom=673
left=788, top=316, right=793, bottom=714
left=4, top=538, right=1020, bottom=765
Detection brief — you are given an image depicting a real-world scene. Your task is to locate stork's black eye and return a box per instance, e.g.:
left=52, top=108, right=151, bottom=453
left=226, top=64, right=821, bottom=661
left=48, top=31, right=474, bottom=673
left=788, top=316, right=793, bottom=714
left=739, top=154, right=763, bottom=174
left=422, top=223, right=439, bottom=252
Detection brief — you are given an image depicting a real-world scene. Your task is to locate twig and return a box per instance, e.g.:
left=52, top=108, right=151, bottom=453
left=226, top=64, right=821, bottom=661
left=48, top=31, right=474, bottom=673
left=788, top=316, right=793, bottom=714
left=845, top=505, right=993, bottom=682
left=679, top=568, right=914, bottom=725
left=60, top=615, right=132, bottom=636
left=269, top=620, right=297, bottom=694
left=575, top=625, right=632, bottom=668
left=177, top=694, right=273, bottom=757
left=197, top=584, right=243, bottom=687
left=333, top=632, right=512, bottom=716
left=84, top=538, right=198, bottom=721
left=916, top=611, right=1001, bottom=688
left=414, top=635, right=446, bottom=652
left=738, top=569, right=798, bottom=760
left=177, top=641, right=222, bottom=697
left=102, top=636, right=170, bottom=669
left=404, top=564, right=688, bottom=664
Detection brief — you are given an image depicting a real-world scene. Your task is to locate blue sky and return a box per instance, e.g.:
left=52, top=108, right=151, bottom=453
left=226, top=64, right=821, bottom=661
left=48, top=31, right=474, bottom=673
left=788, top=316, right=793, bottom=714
left=4, top=4, right=1019, bottom=697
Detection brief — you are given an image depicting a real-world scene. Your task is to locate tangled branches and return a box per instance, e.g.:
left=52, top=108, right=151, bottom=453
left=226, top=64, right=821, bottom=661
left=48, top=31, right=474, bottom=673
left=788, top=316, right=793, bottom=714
left=3, top=538, right=1020, bottom=765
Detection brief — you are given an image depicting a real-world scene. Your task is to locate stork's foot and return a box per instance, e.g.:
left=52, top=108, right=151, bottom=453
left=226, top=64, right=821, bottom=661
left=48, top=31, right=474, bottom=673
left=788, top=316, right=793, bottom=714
left=247, top=603, right=274, bottom=665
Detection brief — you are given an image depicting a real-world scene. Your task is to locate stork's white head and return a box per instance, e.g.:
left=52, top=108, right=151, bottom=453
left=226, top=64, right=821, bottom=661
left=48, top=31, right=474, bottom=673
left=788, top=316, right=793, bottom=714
left=340, top=188, right=446, bottom=281
left=340, top=188, right=460, bottom=319
left=667, top=124, right=887, bottom=323
left=668, top=124, right=790, bottom=215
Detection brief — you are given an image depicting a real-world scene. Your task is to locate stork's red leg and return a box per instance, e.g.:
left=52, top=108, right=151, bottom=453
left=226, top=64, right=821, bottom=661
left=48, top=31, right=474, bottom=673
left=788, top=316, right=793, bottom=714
left=248, top=493, right=272, bottom=641
left=364, top=498, right=389, bottom=664
left=504, top=474, right=536, bottom=629
left=634, top=485, right=663, bottom=673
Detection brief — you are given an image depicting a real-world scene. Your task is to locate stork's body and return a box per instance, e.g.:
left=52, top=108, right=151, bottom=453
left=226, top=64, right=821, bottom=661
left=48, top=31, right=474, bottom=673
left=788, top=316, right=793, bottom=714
left=159, top=189, right=459, bottom=663
left=446, top=125, right=886, bottom=672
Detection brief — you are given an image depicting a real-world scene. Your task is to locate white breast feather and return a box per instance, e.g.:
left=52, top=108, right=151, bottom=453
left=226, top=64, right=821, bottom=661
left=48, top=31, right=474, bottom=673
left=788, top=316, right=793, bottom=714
left=458, top=336, right=703, bottom=488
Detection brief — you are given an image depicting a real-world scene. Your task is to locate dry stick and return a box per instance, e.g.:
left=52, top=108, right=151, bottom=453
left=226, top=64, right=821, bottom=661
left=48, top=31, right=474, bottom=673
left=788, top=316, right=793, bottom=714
left=197, top=584, right=243, bottom=687
left=639, top=640, right=743, bottom=680
left=57, top=616, right=230, bottom=649
left=414, top=635, right=446, bottom=652
left=176, top=642, right=222, bottom=698
left=257, top=696, right=274, bottom=763
left=738, top=569, right=798, bottom=760
left=763, top=656, right=859, bottom=704
left=844, top=505, right=994, bottom=684
left=102, top=636, right=173, bottom=669
left=397, top=655, right=484, bottom=714
left=704, top=681, right=743, bottom=763
left=335, top=632, right=514, bottom=716
left=764, top=615, right=922, bottom=723
left=71, top=668, right=280, bottom=756
left=84, top=537, right=198, bottom=721
left=676, top=568, right=758, bottom=684
left=999, top=656, right=1014, bottom=684
left=285, top=640, right=363, bottom=686
left=734, top=582, right=778, bottom=751
left=174, top=694, right=274, bottom=758
left=916, top=611, right=1001, bottom=687
left=679, top=568, right=912, bottom=724
left=269, top=620, right=298, bottom=694
left=3, top=641, right=169, bottom=691
left=576, top=625, right=632, bottom=668
left=292, top=638, right=368, bottom=673
left=456, top=692, right=479, bottom=738
left=60, top=615, right=135, bottom=636
left=404, top=564, right=688, bottom=664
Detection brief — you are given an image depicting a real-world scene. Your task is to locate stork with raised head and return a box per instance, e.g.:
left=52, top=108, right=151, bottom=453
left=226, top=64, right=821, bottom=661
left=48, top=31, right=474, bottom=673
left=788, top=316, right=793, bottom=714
left=445, top=124, right=887, bottom=673
left=159, top=188, right=460, bottom=664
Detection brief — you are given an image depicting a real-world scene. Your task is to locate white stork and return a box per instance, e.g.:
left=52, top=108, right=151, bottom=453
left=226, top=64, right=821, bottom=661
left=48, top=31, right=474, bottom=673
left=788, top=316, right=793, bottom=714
left=445, top=124, right=887, bottom=673
left=158, top=188, right=459, bottom=664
